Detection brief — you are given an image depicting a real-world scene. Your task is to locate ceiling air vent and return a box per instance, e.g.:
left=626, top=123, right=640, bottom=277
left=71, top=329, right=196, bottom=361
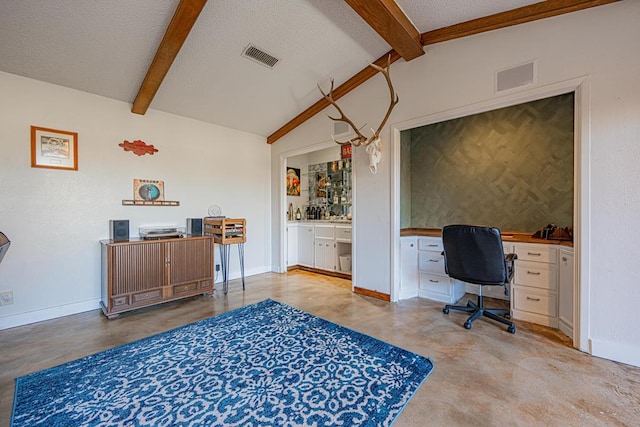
left=241, top=44, right=280, bottom=69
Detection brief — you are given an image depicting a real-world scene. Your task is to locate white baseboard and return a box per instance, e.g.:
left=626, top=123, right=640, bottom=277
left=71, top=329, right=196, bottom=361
left=558, top=316, right=573, bottom=340
left=1, top=267, right=273, bottom=331
left=590, top=338, right=640, bottom=368
left=399, top=288, right=418, bottom=300
left=213, top=265, right=271, bottom=284
left=0, top=299, right=101, bottom=331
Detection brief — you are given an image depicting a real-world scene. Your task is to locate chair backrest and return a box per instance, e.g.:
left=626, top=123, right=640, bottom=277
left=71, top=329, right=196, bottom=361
left=0, top=232, right=10, bottom=265
left=442, top=225, right=507, bottom=286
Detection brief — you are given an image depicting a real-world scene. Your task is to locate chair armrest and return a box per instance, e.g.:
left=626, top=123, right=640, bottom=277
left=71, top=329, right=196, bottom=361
left=505, top=252, right=517, bottom=285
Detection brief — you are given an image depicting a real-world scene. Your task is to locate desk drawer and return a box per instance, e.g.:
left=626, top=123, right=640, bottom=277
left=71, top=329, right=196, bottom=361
left=418, top=237, right=443, bottom=252
left=513, top=287, right=557, bottom=317
left=418, top=251, right=446, bottom=275
left=419, top=272, right=452, bottom=297
left=514, top=244, right=557, bottom=264
left=515, top=261, right=557, bottom=290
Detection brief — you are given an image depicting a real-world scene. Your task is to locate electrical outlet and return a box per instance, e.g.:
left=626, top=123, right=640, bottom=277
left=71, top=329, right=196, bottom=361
left=215, top=264, right=220, bottom=272
left=0, top=291, right=13, bottom=306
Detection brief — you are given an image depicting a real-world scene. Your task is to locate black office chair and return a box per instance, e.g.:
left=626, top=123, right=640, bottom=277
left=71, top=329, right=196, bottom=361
left=441, top=225, right=516, bottom=334
left=0, top=232, right=10, bottom=265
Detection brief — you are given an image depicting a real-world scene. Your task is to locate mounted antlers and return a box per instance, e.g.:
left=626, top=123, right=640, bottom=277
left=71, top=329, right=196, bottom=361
left=317, top=55, right=399, bottom=148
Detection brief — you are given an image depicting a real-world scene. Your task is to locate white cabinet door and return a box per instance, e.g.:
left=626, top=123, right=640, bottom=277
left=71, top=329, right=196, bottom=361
left=298, top=225, right=314, bottom=267
left=400, top=237, right=418, bottom=299
left=287, top=224, right=298, bottom=266
left=314, top=239, right=335, bottom=271
left=558, top=248, right=574, bottom=338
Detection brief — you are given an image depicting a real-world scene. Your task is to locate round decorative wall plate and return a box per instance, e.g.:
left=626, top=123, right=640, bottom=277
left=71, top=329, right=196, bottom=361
left=138, top=183, right=161, bottom=201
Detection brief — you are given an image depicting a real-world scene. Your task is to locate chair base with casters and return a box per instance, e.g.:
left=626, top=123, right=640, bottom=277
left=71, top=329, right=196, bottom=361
left=443, top=287, right=516, bottom=334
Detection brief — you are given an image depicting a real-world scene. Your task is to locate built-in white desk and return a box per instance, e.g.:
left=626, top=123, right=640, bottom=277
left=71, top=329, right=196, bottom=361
left=400, top=229, right=573, bottom=336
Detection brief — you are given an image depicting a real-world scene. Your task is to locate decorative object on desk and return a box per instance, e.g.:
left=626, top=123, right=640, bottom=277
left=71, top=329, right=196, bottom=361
left=550, top=226, right=573, bottom=241
left=118, top=139, right=158, bottom=156
left=133, top=178, right=164, bottom=201
left=317, top=55, right=398, bottom=174
left=286, top=167, right=301, bottom=196
left=532, top=224, right=573, bottom=241
left=30, top=126, right=78, bottom=171
left=11, top=299, right=433, bottom=427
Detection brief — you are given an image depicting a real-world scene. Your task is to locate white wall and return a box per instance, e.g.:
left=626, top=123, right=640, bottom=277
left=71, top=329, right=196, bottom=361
left=0, top=71, right=271, bottom=329
left=271, top=2, right=640, bottom=366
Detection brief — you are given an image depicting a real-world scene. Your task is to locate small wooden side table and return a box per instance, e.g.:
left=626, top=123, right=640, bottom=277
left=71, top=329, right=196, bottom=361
left=204, top=218, right=246, bottom=294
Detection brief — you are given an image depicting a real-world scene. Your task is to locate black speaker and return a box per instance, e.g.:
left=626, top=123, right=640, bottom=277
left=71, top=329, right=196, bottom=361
left=109, top=220, right=130, bottom=241
left=187, top=218, right=203, bottom=235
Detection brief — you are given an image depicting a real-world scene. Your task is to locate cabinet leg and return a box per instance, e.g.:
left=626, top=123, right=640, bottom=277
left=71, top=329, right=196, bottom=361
left=106, top=313, right=120, bottom=320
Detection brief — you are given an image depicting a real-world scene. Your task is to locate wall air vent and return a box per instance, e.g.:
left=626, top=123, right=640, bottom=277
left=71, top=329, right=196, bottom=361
left=241, top=44, right=280, bottom=69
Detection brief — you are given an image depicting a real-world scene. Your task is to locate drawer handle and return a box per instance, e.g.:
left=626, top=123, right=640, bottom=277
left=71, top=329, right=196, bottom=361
left=410, top=244, right=414, bottom=247
left=429, top=259, right=439, bottom=262
left=526, top=271, right=541, bottom=275
left=429, top=279, right=440, bottom=283
left=527, top=252, right=541, bottom=256
left=562, top=256, right=567, bottom=262
left=428, top=244, right=438, bottom=247
left=526, top=296, right=541, bottom=302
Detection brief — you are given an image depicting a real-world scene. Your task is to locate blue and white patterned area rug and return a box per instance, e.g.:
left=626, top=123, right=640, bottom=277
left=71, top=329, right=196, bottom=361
left=12, top=299, right=433, bottom=426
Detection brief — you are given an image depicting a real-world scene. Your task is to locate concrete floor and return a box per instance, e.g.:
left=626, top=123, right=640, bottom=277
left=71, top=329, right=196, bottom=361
left=1, top=270, right=639, bottom=426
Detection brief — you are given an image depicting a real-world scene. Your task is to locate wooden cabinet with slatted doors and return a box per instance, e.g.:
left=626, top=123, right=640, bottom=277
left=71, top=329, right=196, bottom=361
left=100, top=236, right=214, bottom=318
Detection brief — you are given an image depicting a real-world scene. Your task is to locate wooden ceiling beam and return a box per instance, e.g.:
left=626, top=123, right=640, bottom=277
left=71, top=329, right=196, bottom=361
left=421, top=0, right=621, bottom=45
left=131, top=0, right=207, bottom=115
left=267, top=0, right=620, bottom=144
left=344, top=0, right=424, bottom=61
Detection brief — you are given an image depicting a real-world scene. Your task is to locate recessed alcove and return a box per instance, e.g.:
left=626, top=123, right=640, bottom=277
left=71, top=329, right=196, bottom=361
left=400, top=92, right=574, bottom=233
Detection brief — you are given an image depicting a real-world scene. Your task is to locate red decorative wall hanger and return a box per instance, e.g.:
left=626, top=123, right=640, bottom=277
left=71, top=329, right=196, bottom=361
left=119, top=140, right=158, bottom=156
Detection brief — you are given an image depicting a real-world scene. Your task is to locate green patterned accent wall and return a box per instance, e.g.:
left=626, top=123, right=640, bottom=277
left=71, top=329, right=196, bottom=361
left=402, top=93, right=574, bottom=233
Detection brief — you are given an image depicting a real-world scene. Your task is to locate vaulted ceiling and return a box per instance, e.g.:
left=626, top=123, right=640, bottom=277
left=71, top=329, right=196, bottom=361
left=0, top=1, right=618, bottom=143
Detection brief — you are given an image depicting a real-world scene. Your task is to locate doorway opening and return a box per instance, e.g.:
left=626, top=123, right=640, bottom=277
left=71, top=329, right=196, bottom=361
left=391, top=77, right=590, bottom=352
left=282, top=144, right=354, bottom=285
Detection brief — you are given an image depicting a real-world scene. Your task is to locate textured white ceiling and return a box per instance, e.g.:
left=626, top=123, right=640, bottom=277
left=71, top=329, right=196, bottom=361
left=0, top=0, right=541, bottom=137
